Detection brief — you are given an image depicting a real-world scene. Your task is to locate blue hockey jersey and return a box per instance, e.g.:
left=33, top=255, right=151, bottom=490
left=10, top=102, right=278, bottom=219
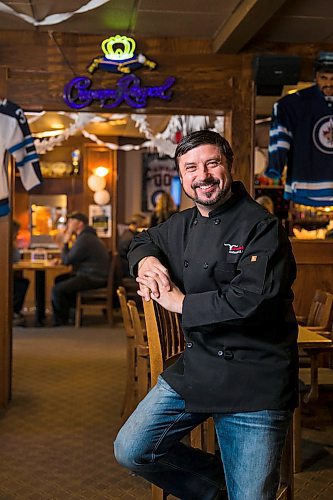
left=266, top=85, right=333, bottom=206
left=0, top=99, right=42, bottom=217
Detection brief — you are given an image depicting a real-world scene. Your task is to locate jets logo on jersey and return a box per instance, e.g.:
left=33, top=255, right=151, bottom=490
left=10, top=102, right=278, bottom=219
left=312, top=115, right=333, bottom=154
left=224, top=243, right=245, bottom=254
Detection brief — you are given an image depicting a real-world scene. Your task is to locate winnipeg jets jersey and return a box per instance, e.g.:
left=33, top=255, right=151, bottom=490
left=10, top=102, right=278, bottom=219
left=266, top=85, right=333, bottom=206
left=0, top=99, right=42, bottom=216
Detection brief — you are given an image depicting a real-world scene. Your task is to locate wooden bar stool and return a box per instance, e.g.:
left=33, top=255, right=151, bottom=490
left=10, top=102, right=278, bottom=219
left=142, top=298, right=215, bottom=500
left=117, top=287, right=149, bottom=422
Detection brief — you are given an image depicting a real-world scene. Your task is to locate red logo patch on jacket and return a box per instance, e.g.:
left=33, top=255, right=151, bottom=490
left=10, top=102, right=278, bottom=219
left=224, top=243, right=245, bottom=254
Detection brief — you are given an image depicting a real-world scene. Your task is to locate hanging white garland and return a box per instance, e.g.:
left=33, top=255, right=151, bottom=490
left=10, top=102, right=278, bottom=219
left=33, top=112, right=225, bottom=156
left=0, top=0, right=110, bottom=27
left=34, top=113, right=96, bottom=154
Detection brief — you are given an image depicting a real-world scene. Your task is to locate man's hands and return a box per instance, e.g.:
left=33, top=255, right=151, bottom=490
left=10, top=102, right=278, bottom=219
left=137, top=256, right=171, bottom=301
left=136, top=256, right=185, bottom=314
left=62, top=220, right=75, bottom=244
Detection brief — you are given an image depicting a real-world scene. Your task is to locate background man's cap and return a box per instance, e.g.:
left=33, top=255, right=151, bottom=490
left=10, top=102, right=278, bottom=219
left=314, top=52, right=333, bottom=73
left=67, top=211, right=88, bottom=225
left=127, top=213, right=146, bottom=226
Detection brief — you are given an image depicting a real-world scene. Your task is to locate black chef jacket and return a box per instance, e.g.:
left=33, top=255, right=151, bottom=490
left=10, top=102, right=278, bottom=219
left=128, top=182, right=299, bottom=413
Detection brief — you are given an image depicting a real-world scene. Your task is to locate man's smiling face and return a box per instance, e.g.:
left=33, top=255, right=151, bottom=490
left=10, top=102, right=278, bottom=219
left=178, top=144, right=232, bottom=216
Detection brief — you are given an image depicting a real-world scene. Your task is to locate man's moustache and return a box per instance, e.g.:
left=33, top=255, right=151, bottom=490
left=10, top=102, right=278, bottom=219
left=192, top=181, right=218, bottom=189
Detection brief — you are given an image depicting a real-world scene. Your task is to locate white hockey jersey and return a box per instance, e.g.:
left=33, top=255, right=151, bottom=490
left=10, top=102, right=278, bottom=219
left=0, top=99, right=42, bottom=217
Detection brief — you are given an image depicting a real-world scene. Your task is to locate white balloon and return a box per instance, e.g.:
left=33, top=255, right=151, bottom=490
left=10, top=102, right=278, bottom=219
left=87, top=174, right=106, bottom=192
left=94, top=190, right=110, bottom=205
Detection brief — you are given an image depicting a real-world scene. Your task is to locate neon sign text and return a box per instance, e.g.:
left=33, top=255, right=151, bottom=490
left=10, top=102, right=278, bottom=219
left=63, top=74, right=176, bottom=110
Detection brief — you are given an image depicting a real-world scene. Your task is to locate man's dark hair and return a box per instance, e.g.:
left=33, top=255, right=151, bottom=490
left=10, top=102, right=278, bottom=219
left=175, top=130, right=234, bottom=171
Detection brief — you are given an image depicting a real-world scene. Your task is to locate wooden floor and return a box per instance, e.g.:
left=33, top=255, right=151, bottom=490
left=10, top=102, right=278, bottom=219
left=0, top=314, right=332, bottom=499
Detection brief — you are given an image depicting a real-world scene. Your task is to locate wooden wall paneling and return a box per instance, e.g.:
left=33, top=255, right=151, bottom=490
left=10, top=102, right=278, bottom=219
left=83, top=143, right=118, bottom=252
left=229, top=54, right=255, bottom=193
left=0, top=64, right=11, bottom=409
left=0, top=155, right=13, bottom=409
left=111, top=149, right=118, bottom=255
left=0, top=31, right=238, bottom=113
left=291, top=240, right=333, bottom=317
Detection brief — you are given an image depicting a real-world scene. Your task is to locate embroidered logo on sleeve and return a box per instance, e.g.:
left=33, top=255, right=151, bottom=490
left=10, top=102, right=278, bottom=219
left=224, top=243, right=245, bottom=254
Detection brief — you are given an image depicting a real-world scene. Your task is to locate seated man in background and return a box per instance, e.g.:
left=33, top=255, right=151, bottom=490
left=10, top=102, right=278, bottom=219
left=12, top=220, right=29, bottom=326
left=52, top=212, right=109, bottom=326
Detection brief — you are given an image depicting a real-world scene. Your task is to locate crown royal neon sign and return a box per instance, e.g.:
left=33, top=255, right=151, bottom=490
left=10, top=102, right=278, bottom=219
left=64, top=34, right=175, bottom=110
left=87, top=34, right=157, bottom=75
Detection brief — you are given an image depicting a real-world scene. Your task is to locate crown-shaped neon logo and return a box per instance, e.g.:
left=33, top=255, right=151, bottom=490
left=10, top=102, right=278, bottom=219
left=101, top=35, right=136, bottom=61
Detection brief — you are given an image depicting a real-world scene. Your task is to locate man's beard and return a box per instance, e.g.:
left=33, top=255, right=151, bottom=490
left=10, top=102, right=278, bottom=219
left=184, top=179, right=231, bottom=207
left=321, top=86, right=333, bottom=95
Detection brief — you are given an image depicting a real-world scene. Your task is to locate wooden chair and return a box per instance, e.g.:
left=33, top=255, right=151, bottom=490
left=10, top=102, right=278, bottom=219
left=297, top=289, right=333, bottom=331
left=143, top=298, right=293, bottom=500
left=75, top=251, right=116, bottom=327
left=142, top=298, right=215, bottom=500
left=295, top=327, right=333, bottom=473
left=128, top=299, right=150, bottom=402
left=117, top=286, right=149, bottom=422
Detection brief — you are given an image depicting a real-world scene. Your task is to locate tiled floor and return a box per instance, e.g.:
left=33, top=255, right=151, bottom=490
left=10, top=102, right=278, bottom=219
left=0, top=317, right=332, bottom=499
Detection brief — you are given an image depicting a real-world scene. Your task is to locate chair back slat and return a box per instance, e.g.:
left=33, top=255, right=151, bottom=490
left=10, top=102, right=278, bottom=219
left=307, top=289, right=333, bottom=330
left=143, top=299, right=184, bottom=388
left=117, top=286, right=134, bottom=338
left=127, top=300, right=150, bottom=401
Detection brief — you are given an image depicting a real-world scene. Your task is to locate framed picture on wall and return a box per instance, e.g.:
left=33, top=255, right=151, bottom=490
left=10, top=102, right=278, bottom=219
left=89, top=204, right=111, bottom=238
left=142, top=153, right=178, bottom=211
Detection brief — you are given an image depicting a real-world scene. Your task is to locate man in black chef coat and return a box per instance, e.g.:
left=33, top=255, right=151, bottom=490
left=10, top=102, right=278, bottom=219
left=114, top=130, right=298, bottom=500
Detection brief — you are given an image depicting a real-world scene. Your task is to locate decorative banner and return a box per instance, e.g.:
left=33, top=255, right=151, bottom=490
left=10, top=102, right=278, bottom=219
left=87, top=34, right=156, bottom=74
left=64, top=74, right=176, bottom=110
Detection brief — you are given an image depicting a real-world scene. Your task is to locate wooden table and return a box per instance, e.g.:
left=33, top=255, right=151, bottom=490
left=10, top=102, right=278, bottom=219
left=13, top=261, right=71, bottom=326
left=297, top=325, right=332, bottom=402
left=294, top=326, right=332, bottom=473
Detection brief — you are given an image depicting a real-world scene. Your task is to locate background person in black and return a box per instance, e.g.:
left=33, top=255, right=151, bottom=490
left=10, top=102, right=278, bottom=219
left=114, top=130, right=298, bottom=500
left=51, top=212, right=109, bottom=326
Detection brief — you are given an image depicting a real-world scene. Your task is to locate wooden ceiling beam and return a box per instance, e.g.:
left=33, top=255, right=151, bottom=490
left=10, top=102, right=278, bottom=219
left=213, top=0, right=288, bottom=54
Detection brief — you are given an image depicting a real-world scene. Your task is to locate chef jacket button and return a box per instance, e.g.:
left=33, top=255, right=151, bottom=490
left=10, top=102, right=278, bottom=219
left=194, top=219, right=198, bottom=225
left=214, top=218, right=221, bottom=225
left=217, top=350, right=224, bottom=356
left=203, top=262, right=208, bottom=269
left=184, top=260, right=189, bottom=268
left=186, top=342, right=193, bottom=348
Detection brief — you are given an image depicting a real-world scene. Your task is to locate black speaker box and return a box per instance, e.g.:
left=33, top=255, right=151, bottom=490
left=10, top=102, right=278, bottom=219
left=253, top=55, right=301, bottom=96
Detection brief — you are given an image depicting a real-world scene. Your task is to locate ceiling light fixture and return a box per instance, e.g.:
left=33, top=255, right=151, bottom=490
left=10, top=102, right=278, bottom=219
left=94, top=166, right=109, bottom=177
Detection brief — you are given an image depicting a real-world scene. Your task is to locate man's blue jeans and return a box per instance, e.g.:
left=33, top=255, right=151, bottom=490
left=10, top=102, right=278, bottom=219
left=114, top=376, right=291, bottom=500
